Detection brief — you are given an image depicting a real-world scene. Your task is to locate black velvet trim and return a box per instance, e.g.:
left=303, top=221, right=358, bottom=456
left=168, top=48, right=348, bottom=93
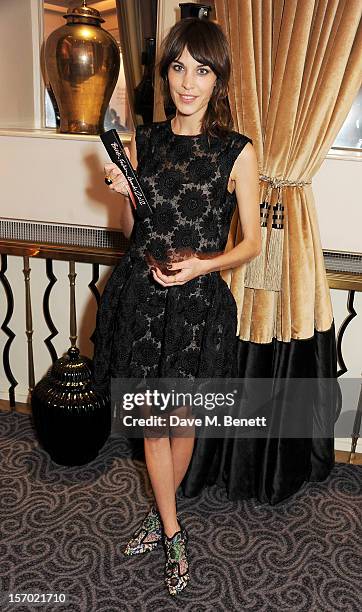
left=181, top=320, right=340, bottom=505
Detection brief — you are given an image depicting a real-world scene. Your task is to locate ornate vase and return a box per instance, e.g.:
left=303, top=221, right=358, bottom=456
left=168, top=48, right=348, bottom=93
left=44, top=1, right=120, bottom=135
left=31, top=346, right=111, bottom=466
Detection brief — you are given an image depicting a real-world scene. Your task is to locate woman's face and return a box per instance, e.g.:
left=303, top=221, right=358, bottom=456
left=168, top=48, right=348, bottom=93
left=167, top=45, right=217, bottom=118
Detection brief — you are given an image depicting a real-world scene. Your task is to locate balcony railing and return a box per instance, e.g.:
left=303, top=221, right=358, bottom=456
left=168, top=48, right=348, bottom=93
left=0, top=236, right=361, bottom=461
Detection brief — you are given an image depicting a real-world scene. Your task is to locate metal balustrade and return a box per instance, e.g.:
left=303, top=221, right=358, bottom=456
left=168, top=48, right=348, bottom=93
left=0, top=239, right=361, bottom=461
left=0, top=238, right=127, bottom=407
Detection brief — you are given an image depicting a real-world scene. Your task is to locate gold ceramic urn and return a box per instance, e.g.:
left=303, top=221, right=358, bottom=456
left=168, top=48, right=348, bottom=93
left=45, top=1, right=120, bottom=134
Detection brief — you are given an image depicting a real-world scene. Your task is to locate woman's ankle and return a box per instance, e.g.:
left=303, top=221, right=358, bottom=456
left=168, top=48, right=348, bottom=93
left=164, top=519, right=181, bottom=539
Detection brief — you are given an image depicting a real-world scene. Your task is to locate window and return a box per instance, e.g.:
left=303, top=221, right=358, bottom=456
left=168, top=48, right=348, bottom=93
left=332, top=87, right=362, bottom=150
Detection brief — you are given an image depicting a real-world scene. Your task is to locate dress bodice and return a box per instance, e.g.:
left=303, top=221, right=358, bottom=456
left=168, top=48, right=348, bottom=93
left=128, top=118, right=252, bottom=266
left=92, top=119, right=253, bottom=390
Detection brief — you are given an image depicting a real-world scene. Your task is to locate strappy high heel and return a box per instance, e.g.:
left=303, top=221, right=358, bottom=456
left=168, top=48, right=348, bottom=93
left=123, top=505, right=163, bottom=556
left=163, top=519, right=190, bottom=596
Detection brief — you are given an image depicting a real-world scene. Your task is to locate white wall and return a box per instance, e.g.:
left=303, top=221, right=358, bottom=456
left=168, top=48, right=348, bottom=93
left=314, top=154, right=362, bottom=253
left=0, top=132, right=130, bottom=229
left=0, top=0, right=36, bottom=127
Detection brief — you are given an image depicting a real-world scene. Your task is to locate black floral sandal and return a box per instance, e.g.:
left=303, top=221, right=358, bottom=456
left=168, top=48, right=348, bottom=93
left=123, top=505, right=163, bottom=556
left=163, top=520, right=190, bottom=596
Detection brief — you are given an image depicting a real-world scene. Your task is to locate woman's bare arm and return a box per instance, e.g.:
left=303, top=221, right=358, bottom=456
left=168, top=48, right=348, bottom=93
left=201, top=142, right=261, bottom=273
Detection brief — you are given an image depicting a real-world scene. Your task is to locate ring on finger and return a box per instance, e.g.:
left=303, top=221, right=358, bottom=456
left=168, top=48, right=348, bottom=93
left=105, top=175, right=113, bottom=185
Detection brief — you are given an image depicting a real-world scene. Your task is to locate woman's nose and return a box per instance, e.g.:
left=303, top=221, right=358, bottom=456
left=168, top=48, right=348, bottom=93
left=181, top=71, right=194, bottom=89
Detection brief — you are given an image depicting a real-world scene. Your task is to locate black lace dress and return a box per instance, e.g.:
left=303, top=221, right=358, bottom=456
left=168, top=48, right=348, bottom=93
left=92, top=118, right=252, bottom=402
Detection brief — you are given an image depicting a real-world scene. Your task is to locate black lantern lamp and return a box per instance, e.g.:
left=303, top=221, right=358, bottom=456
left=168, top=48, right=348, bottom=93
left=31, top=262, right=111, bottom=466
left=134, top=37, right=156, bottom=125
left=179, top=3, right=212, bottom=19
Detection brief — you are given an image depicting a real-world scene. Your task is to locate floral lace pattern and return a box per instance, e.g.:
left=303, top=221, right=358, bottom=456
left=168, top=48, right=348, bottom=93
left=123, top=506, right=163, bottom=556
left=92, top=119, right=253, bottom=396
left=163, top=524, right=190, bottom=596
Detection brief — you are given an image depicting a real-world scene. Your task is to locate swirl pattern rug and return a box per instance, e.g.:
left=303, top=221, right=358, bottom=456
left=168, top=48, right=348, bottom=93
left=1, top=412, right=361, bottom=612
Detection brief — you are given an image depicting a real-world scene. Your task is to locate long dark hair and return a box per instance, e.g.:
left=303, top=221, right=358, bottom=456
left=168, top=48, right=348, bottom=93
left=158, top=18, right=233, bottom=139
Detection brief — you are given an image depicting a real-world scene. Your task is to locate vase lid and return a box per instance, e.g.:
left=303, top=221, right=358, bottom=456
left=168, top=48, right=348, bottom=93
left=50, top=346, right=93, bottom=387
left=64, top=1, right=105, bottom=24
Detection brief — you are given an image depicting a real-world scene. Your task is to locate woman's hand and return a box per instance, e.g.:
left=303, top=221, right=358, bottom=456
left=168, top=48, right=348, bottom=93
left=150, top=256, right=210, bottom=287
left=104, top=163, right=128, bottom=197
left=104, top=152, right=137, bottom=211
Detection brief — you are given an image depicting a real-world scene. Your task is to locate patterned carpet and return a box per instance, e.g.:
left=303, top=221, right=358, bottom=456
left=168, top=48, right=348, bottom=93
left=0, top=411, right=361, bottom=612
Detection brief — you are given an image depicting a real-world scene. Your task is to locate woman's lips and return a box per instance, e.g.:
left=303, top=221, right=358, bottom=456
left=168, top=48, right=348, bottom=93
left=179, top=94, right=197, bottom=104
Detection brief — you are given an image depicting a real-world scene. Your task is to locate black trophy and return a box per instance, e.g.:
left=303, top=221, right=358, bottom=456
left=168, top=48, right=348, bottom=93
left=100, top=129, right=153, bottom=220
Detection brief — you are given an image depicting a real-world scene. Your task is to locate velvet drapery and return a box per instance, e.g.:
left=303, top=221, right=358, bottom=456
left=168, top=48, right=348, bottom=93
left=116, top=0, right=144, bottom=127
left=181, top=0, right=362, bottom=503
left=215, top=0, right=362, bottom=342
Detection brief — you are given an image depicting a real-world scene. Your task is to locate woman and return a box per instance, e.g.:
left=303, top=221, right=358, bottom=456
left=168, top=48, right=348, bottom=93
left=93, top=17, right=260, bottom=596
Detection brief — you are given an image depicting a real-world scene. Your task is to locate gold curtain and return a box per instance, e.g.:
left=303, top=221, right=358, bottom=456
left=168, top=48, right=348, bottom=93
left=116, top=0, right=144, bottom=126
left=214, top=0, right=362, bottom=343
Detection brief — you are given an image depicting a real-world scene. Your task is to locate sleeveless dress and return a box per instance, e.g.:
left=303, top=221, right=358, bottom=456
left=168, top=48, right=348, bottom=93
left=92, top=118, right=252, bottom=401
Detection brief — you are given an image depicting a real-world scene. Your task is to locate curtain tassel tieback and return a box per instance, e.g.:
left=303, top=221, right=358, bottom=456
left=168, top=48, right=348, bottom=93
left=244, top=174, right=312, bottom=292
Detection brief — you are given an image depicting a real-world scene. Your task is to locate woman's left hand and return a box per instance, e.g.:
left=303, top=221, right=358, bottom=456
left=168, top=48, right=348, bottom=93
left=151, top=256, right=208, bottom=287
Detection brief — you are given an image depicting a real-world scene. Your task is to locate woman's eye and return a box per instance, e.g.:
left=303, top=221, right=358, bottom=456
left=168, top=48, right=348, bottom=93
left=171, top=64, right=210, bottom=75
